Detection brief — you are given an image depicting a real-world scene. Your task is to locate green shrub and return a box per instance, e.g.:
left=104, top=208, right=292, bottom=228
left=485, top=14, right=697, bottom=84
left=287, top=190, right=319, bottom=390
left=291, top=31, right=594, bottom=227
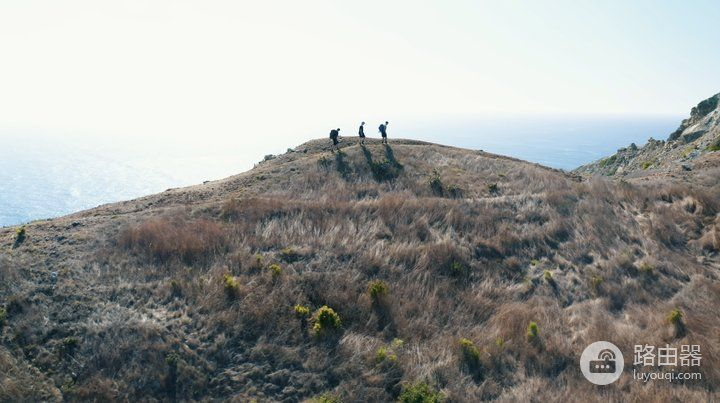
left=0, top=308, right=7, bottom=326
left=599, top=155, right=617, bottom=167
left=526, top=321, right=539, bottom=342
left=267, top=263, right=282, bottom=278
left=428, top=169, right=444, bottom=196
left=294, top=304, right=310, bottom=317
left=530, top=259, right=539, bottom=266
left=312, top=305, right=342, bottom=336
left=311, top=393, right=342, bottom=403
left=639, top=262, right=654, bottom=274
left=641, top=160, right=655, bottom=170
left=165, top=352, right=180, bottom=366
left=667, top=308, right=683, bottom=325
left=280, top=247, right=300, bottom=262
left=398, top=382, right=444, bottom=403
left=448, top=261, right=469, bottom=278
left=223, top=274, right=239, bottom=297
left=368, top=279, right=389, bottom=300
left=458, top=338, right=481, bottom=365
left=375, top=346, right=397, bottom=363
left=14, top=226, right=26, bottom=246
left=543, top=270, right=552, bottom=282
left=254, top=254, right=264, bottom=268
left=707, top=137, right=720, bottom=151
left=376, top=338, right=404, bottom=364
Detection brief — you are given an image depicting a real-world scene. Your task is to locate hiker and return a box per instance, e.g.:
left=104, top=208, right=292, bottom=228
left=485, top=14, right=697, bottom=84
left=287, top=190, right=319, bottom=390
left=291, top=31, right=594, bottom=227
left=379, top=121, right=389, bottom=144
left=329, top=128, right=341, bottom=151
left=358, top=122, right=366, bottom=145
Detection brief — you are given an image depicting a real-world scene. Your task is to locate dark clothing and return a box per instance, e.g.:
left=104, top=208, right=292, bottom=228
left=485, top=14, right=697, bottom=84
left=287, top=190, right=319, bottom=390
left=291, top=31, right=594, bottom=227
left=379, top=123, right=388, bottom=144
left=330, top=129, right=340, bottom=146
left=359, top=125, right=365, bottom=138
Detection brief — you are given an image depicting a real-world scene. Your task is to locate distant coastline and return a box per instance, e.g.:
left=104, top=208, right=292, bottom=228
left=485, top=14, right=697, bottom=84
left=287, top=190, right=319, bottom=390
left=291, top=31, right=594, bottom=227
left=0, top=115, right=680, bottom=227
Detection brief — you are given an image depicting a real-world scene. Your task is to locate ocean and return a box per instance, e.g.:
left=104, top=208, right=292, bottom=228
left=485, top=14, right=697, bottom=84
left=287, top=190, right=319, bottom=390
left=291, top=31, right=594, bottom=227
left=0, top=116, right=680, bottom=227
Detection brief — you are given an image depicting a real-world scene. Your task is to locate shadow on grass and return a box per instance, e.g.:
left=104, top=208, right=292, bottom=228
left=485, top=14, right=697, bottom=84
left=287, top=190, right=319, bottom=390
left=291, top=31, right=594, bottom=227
left=335, top=150, right=352, bottom=180
left=362, top=144, right=402, bottom=182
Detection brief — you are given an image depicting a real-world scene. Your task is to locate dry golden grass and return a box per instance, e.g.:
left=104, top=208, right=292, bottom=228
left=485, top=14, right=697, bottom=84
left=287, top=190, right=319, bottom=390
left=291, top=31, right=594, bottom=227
left=0, top=138, right=718, bottom=401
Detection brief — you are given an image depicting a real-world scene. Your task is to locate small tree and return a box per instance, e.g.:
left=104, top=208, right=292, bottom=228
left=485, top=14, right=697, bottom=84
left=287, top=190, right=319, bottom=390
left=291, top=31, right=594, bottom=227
left=312, top=305, right=342, bottom=336
left=527, top=321, right=539, bottom=342
left=458, top=338, right=481, bottom=373
left=398, top=382, right=444, bottom=403
left=368, top=280, right=389, bottom=301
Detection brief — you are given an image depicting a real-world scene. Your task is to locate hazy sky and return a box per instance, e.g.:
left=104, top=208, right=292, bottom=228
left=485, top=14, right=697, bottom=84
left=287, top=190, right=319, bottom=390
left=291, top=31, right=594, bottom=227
left=1, top=0, right=719, bottom=147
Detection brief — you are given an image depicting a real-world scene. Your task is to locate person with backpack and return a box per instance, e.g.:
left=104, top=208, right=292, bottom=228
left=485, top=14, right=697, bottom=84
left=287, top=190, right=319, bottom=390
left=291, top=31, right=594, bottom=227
left=379, top=121, right=389, bottom=144
left=358, top=122, right=366, bottom=145
left=329, top=128, right=341, bottom=151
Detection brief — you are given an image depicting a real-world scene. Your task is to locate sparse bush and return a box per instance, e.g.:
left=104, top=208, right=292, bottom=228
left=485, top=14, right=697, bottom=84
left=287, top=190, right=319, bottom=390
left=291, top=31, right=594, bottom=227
left=311, top=393, right=342, bottom=403
left=318, top=156, right=332, bottom=168
left=370, top=160, right=400, bottom=182
left=376, top=338, right=404, bottom=365
left=267, top=263, right=282, bottom=278
left=14, top=226, right=26, bottom=247
left=641, top=160, right=655, bottom=170
left=590, top=275, right=603, bottom=293
left=375, top=346, right=397, bottom=363
left=280, top=247, right=300, bottom=262
left=543, top=270, right=556, bottom=286
left=312, top=305, right=342, bottom=336
left=59, top=337, right=79, bottom=357
left=638, top=262, right=654, bottom=274
left=458, top=338, right=481, bottom=371
left=119, top=215, right=225, bottom=265
left=445, top=184, right=463, bottom=198
left=170, top=280, right=182, bottom=297
left=0, top=308, right=7, bottom=326
left=398, top=382, right=443, bottom=403
left=428, top=169, right=444, bottom=196
left=165, top=352, right=179, bottom=366
left=667, top=308, right=685, bottom=337
left=223, top=274, right=239, bottom=297
left=487, top=183, right=499, bottom=194
left=526, top=321, right=539, bottom=342
left=599, top=155, right=617, bottom=167
left=449, top=260, right=470, bottom=278
left=707, top=137, right=720, bottom=151
left=667, top=308, right=683, bottom=325
left=294, top=304, right=310, bottom=317
left=368, top=279, right=389, bottom=301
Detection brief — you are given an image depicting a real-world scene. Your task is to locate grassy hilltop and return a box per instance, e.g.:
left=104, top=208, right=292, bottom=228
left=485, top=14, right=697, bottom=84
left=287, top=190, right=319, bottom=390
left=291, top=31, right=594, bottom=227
left=1, top=130, right=720, bottom=400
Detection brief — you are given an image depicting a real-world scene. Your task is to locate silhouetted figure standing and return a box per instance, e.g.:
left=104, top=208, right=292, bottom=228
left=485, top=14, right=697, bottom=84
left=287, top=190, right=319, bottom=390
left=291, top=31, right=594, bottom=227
left=329, top=128, right=341, bottom=151
left=379, top=121, right=389, bottom=144
left=358, top=122, right=366, bottom=145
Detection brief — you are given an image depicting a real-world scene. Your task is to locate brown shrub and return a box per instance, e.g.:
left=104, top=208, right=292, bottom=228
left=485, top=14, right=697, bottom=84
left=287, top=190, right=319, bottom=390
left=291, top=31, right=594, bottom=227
left=698, top=226, right=720, bottom=252
left=119, top=214, right=226, bottom=265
